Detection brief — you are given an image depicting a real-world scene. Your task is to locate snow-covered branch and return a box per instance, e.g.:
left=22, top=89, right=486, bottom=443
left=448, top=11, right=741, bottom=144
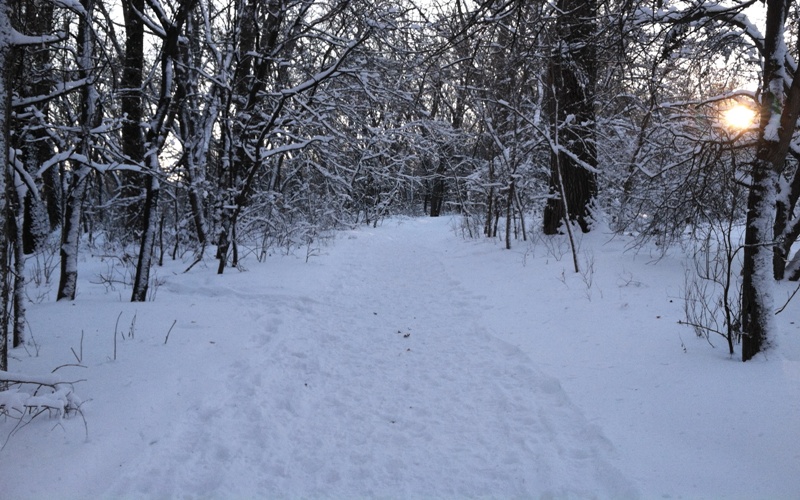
left=11, top=78, right=92, bottom=109
left=10, top=28, right=66, bottom=47
left=660, top=89, right=758, bottom=109
left=0, top=370, right=84, bottom=420
left=280, top=37, right=370, bottom=98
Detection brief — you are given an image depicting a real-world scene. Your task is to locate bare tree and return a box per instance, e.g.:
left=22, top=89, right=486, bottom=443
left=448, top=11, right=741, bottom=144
left=741, top=0, right=800, bottom=360
left=1, top=0, right=67, bottom=364
left=57, top=0, right=100, bottom=301
left=628, top=0, right=799, bottom=360
left=130, top=0, right=198, bottom=302
left=0, top=0, right=12, bottom=371
left=542, top=0, right=598, bottom=234
left=117, top=0, right=147, bottom=236
left=213, top=0, right=372, bottom=273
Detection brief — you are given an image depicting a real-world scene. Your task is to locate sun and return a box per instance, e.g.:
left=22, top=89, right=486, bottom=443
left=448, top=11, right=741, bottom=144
left=722, top=104, right=757, bottom=130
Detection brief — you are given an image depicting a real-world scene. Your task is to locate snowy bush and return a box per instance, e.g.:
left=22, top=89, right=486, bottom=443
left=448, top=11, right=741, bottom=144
left=680, top=222, right=744, bottom=355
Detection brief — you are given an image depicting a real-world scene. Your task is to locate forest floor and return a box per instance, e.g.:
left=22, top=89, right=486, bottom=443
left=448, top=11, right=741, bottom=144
left=1, top=216, right=799, bottom=498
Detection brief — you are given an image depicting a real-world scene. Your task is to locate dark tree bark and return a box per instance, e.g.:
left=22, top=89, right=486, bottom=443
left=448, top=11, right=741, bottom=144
left=0, top=0, right=10, bottom=370
left=542, top=0, right=598, bottom=235
left=484, top=159, right=495, bottom=237
left=505, top=179, right=515, bottom=250
left=119, top=0, right=146, bottom=235
left=22, top=188, right=45, bottom=254
left=429, top=159, right=446, bottom=217
left=14, top=0, right=55, bottom=253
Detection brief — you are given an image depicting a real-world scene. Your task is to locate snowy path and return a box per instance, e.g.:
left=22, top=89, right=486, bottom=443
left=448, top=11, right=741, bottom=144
left=100, top=219, right=635, bottom=498
left=10, top=217, right=797, bottom=498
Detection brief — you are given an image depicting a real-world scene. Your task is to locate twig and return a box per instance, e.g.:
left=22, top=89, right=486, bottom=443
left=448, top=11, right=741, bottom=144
left=677, top=319, right=719, bottom=347
left=128, top=312, right=137, bottom=339
left=71, top=330, right=84, bottom=364
left=775, top=281, right=800, bottom=315
left=164, top=320, right=177, bottom=345
left=183, top=243, right=206, bottom=273
left=0, top=371, right=84, bottom=386
left=114, top=311, right=123, bottom=361
left=50, top=363, right=87, bottom=376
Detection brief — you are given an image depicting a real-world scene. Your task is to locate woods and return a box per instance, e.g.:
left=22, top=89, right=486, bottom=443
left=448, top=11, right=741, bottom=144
left=0, top=0, right=798, bottom=367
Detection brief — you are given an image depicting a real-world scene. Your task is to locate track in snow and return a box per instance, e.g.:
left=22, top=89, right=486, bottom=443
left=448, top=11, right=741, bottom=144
left=97, top=219, right=637, bottom=498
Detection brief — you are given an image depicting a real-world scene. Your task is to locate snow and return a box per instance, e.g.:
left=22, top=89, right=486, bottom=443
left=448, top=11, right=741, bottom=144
left=2, top=216, right=799, bottom=498
left=764, top=108, right=783, bottom=142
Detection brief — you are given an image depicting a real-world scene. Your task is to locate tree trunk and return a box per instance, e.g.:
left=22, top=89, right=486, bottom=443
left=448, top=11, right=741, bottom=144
left=22, top=191, right=45, bottom=254
left=429, top=160, right=446, bottom=217
left=57, top=0, right=97, bottom=301
left=57, top=168, right=89, bottom=301
left=119, top=0, right=146, bottom=235
left=176, top=13, right=211, bottom=247
left=215, top=0, right=274, bottom=274
left=0, top=0, right=9, bottom=371
left=505, top=180, right=515, bottom=250
left=772, top=150, right=800, bottom=279
left=131, top=175, right=158, bottom=302
left=41, top=162, right=61, bottom=230
left=186, top=172, right=207, bottom=245
left=129, top=0, right=196, bottom=299
left=17, top=0, right=54, bottom=253
left=9, top=188, right=25, bottom=347
left=484, top=160, right=494, bottom=237
left=741, top=159, right=778, bottom=361
left=542, top=0, right=597, bottom=235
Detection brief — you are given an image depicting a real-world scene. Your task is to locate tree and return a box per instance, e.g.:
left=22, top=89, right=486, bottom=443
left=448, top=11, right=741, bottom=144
left=173, top=6, right=213, bottom=253
left=57, top=0, right=100, bottom=301
left=0, top=0, right=11, bottom=372
left=12, top=0, right=57, bottom=253
left=130, top=0, right=199, bottom=302
left=1, top=0, right=66, bottom=365
left=741, top=0, right=800, bottom=360
left=630, top=0, right=800, bottom=360
left=118, top=0, right=146, bottom=237
left=212, top=0, right=372, bottom=273
left=542, top=0, right=598, bottom=234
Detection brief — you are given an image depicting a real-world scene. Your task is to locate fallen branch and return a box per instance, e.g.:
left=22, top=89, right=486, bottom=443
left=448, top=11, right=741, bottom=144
left=0, top=370, right=87, bottom=450
left=0, top=371, right=84, bottom=416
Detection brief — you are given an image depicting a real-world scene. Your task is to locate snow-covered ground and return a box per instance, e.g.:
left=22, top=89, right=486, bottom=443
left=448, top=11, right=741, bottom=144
left=2, top=216, right=799, bottom=498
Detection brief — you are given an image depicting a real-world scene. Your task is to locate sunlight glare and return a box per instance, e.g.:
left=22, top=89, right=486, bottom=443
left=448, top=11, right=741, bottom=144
left=722, top=105, right=756, bottom=130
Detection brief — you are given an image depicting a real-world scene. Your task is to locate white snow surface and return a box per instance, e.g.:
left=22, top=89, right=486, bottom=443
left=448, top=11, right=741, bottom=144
left=2, top=216, right=799, bottom=499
